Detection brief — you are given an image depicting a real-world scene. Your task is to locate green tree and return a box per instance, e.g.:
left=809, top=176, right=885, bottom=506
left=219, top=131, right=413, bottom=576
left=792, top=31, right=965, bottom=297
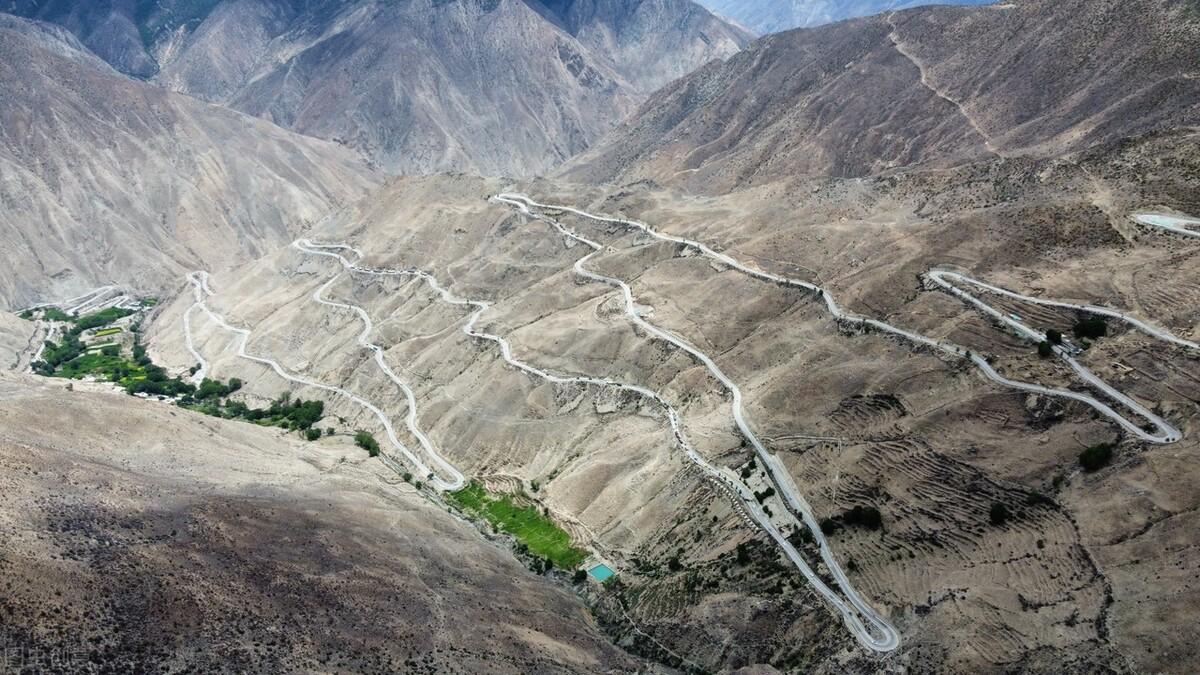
left=1037, top=341, right=1054, bottom=358
left=1073, top=317, right=1107, bottom=340
left=989, top=502, right=1009, bottom=526
left=1079, top=443, right=1115, bottom=472
left=1046, top=329, right=1063, bottom=345
left=354, top=430, right=381, bottom=457
left=305, top=428, right=322, bottom=441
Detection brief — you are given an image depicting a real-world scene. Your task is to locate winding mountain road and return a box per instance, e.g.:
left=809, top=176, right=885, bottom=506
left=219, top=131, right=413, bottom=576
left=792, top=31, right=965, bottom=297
left=490, top=196, right=901, bottom=652
left=293, top=240, right=466, bottom=490
left=182, top=271, right=463, bottom=491
left=291, top=235, right=901, bottom=653
left=497, top=194, right=1184, bottom=445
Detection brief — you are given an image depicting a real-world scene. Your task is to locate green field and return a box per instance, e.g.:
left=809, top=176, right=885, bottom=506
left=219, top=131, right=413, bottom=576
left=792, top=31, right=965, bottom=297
left=55, top=352, right=146, bottom=383
left=447, top=482, right=586, bottom=569
left=93, top=327, right=123, bottom=337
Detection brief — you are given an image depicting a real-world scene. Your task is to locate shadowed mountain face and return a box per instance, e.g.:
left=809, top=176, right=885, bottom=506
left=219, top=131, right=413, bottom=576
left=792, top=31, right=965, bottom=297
left=695, top=0, right=991, bottom=34
left=561, top=0, right=1200, bottom=191
left=5, top=0, right=750, bottom=175
left=0, top=13, right=379, bottom=307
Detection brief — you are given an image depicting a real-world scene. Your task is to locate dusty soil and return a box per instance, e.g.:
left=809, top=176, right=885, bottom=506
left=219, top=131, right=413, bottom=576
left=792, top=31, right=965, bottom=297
left=0, top=371, right=639, bottom=673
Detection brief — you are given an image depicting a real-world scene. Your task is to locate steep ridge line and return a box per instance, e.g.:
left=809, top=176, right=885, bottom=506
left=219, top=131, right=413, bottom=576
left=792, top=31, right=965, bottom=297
left=884, top=13, right=1002, bottom=157
left=181, top=271, right=462, bottom=491
left=490, top=197, right=901, bottom=652
left=1134, top=213, right=1200, bottom=239
left=498, top=194, right=1183, bottom=445
left=292, top=236, right=901, bottom=653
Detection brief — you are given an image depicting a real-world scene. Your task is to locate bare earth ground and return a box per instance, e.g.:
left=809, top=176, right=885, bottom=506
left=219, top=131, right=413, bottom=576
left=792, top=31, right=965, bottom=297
left=131, top=132, right=1200, bottom=672
left=0, top=311, right=35, bottom=370
left=0, top=371, right=638, bottom=674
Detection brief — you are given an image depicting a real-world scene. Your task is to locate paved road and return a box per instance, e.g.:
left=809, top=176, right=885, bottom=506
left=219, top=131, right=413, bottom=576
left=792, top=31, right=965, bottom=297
left=182, top=271, right=463, bottom=492
left=294, top=240, right=466, bottom=490
left=1134, top=213, right=1200, bottom=239
left=498, top=194, right=1183, bottom=446
left=492, top=196, right=901, bottom=653
left=926, top=270, right=1188, bottom=443
left=293, top=229, right=901, bottom=651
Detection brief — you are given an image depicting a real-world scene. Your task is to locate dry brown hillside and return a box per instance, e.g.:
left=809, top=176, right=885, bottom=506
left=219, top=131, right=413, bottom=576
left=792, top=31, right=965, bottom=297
left=140, top=143, right=1200, bottom=670
left=0, top=371, right=638, bottom=672
left=0, top=14, right=379, bottom=308
left=562, top=0, right=1200, bottom=190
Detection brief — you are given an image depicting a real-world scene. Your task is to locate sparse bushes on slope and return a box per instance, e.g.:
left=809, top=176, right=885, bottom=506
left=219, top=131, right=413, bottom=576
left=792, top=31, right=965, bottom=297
left=989, top=502, right=1010, bottom=526
left=1079, top=443, right=1116, bottom=472
left=1073, top=317, right=1107, bottom=340
left=354, top=430, right=381, bottom=457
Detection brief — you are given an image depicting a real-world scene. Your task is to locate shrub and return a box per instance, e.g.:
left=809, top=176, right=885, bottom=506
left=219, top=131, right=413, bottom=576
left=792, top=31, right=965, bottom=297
left=735, top=543, right=750, bottom=565
left=100, top=345, right=120, bottom=357
left=1079, top=443, right=1115, bottom=472
left=989, top=502, right=1009, bottom=526
left=842, top=505, right=883, bottom=530
left=304, top=428, right=322, bottom=441
left=73, top=307, right=133, bottom=332
left=1037, top=341, right=1054, bottom=358
left=668, top=555, right=683, bottom=572
left=1046, top=329, right=1063, bottom=345
left=354, top=430, right=381, bottom=457
left=1073, top=317, right=1107, bottom=340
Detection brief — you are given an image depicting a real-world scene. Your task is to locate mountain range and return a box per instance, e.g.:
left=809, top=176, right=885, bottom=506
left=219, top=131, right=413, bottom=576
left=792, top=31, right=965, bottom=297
left=564, top=0, right=1200, bottom=190
left=3, top=0, right=1200, bottom=672
left=0, top=13, right=378, bottom=306
left=5, top=0, right=750, bottom=174
left=695, top=0, right=992, bottom=34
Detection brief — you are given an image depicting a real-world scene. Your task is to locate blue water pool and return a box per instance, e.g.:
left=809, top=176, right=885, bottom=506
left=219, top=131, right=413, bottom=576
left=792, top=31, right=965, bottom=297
left=587, top=563, right=615, bottom=582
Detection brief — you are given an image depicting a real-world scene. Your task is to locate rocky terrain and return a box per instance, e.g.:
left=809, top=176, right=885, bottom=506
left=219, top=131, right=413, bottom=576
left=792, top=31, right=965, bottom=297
left=0, top=13, right=379, bottom=308
left=133, top=125, right=1200, bottom=669
left=564, top=0, right=1200, bottom=190
left=2, top=0, right=1199, bottom=672
left=0, top=371, right=638, bottom=672
left=6, top=0, right=749, bottom=175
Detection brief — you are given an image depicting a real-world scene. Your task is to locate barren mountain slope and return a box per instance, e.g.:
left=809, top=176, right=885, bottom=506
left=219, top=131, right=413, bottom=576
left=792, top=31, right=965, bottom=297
left=534, top=0, right=754, bottom=92
left=140, top=136, right=1200, bottom=670
left=0, top=311, right=34, bottom=370
left=563, top=0, right=1200, bottom=190
left=527, top=130, right=1200, bottom=672
left=0, top=14, right=378, bottom=309
left=8, top=0, right=750, bottom=175
left=696, top=0, right=991, bottom=34
left=0, top=372, right=639, bottom=672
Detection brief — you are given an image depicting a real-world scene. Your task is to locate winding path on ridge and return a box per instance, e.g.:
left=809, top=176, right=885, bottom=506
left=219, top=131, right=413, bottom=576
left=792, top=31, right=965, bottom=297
left=175, top=199, right=1195, bottom=654
left=291, top=237, right=901, bottom=653
left=497, top=194, right=1187, bottom=445
left=182, top=270, right=464, bottom=491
